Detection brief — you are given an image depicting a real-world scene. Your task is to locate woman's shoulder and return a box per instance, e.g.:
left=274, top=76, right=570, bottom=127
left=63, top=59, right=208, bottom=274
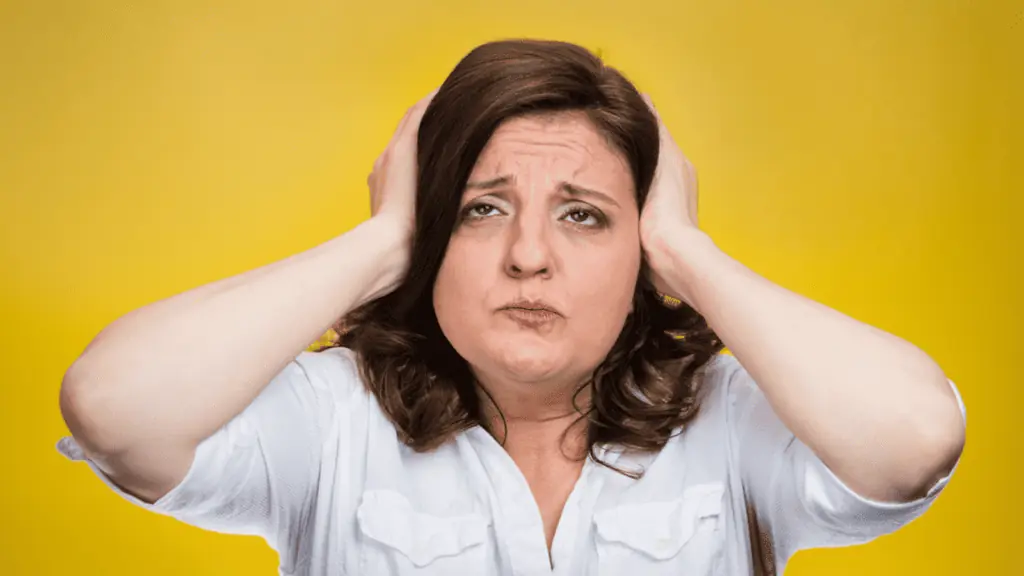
left=691, top=352, right=762, bottom=421
left=283, top=345, right=369, bottom=403
left=696, top=352, right=743, bottom=393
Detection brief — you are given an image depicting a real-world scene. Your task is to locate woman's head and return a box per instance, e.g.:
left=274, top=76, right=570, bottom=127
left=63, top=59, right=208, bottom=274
left=435, top=110, right=644, bottom=399
left=325, top=39, right=723, bottom=464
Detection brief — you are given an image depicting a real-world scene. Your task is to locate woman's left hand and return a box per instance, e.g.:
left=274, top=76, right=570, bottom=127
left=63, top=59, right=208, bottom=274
left=638, top=94, right=707, bottom=309
left=637, top=99, right=965, bottom=505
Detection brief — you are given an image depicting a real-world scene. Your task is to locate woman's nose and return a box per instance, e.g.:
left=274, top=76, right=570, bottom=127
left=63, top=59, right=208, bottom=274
left=504, top=217, right=553, bottom=279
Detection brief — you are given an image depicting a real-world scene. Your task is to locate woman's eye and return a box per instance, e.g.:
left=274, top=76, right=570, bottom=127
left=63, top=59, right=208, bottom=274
left=561, top=208, right=602, bottom=227
left=567, top=210, right=592, bottom=223
left=466, top=203, right=500, bottom=218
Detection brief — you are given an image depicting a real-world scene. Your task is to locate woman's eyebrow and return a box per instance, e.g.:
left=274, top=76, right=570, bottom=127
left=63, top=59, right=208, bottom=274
left=561, top=182, right=619, bottom=208
left=465, top=175, right=620, bottom=208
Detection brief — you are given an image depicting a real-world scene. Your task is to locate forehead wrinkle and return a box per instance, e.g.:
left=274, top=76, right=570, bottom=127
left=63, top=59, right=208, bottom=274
left=469, top=116, right=634, bottom=205
left=490, top=127, right=624, bottom=175
left=482, top=139, right=596, bottom=177
left=487, top=139, right=593, bottom=165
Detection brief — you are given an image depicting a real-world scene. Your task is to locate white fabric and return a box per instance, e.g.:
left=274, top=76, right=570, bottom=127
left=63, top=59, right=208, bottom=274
left=57, top=348, right=966, bottom=575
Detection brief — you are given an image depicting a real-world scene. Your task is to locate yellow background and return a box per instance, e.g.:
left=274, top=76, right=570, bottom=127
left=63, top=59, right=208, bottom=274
left=2, top=0, right=1019, bottom=573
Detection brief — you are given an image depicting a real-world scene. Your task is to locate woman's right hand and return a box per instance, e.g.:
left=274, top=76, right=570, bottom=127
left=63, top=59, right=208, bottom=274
left=367, top=89, right=438, bottom=238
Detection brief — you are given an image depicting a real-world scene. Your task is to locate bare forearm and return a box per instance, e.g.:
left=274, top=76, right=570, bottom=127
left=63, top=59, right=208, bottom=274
left=654, top=228, right=965, bottom=501
left=61, top=217, right=407, bottom=456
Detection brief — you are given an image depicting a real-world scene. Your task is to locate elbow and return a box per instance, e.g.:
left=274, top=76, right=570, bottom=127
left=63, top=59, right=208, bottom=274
left=918, top=406, right=966, bottom=493
left=60, top=360, right=126, bottom=458
left=891, top=390, right=966, bottom=501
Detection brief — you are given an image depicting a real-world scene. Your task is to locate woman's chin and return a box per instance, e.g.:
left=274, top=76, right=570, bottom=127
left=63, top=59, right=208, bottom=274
left=489, top=344, right=570, bottom=383
left=451, top=330, right=583, bottom=384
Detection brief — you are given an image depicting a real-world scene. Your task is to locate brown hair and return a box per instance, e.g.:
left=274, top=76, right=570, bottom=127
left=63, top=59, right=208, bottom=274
left=315, top=39, right=724, bottom=472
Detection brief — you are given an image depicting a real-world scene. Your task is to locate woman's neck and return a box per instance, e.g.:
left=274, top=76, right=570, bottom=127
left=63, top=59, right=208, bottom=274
left=474, top=374, right=592, bottom=460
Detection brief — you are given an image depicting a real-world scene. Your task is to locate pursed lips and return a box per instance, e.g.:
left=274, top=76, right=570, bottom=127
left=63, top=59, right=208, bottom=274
left=497, top=300, right=564, bottom=327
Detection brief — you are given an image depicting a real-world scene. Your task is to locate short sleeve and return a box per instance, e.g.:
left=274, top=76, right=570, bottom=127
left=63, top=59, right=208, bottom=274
left=57, top=346, right=366, bottom=546
left=712, top=354, right=966, bottom=560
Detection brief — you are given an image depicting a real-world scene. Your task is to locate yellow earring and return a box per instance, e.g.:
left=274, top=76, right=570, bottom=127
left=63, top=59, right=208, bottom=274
left=660, top=293, right=683, bottom=309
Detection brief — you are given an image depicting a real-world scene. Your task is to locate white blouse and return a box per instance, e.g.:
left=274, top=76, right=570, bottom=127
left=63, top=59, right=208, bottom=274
left=58, top=347, right=965, bottom=575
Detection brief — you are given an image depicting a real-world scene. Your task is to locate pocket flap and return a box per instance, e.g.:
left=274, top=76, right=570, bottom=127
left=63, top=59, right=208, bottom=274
left=592, top=482, right=725, bottom=560
left=356, top=490, right=491, bottom=567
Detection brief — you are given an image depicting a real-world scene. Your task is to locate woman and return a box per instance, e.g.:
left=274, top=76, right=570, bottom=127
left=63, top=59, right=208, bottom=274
left=58, top=39, right=966, bottom=575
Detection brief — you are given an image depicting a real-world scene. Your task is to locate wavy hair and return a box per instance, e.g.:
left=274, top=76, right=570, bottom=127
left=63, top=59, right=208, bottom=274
left=314, top=39, right=724, bottom=474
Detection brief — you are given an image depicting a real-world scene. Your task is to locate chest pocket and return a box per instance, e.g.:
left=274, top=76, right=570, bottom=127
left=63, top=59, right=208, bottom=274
left=592, top=482, right=727, bottom=576
left=356, top=490, right=493, bottom=575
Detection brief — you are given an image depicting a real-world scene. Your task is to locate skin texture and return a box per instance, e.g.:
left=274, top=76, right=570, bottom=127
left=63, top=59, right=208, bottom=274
left=432, top=111, right=642, bottom=551
left=434, top=111, right=641, bottom=419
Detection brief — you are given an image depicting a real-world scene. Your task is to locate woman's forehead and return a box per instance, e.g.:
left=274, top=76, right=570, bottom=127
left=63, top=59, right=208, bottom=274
left=469, top=112, right=634, bottom=196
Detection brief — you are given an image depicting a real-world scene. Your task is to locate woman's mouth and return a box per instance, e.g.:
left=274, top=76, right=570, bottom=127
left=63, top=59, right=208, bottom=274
left=500, top=307, right=562, bottom=328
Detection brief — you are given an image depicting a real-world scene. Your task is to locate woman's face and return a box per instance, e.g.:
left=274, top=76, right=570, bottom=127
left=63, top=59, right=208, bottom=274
left=433, top=111, right=642, bottom=391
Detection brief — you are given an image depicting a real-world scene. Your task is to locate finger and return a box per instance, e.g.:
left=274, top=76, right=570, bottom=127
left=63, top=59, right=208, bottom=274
left=643, top=95, right=699, bottom=223
left=396, top=88, right=438, bottom=133
left=641, top=94, right=667, bottom=175
left=420, top=87, right=440, bottom=105
left=641, top=93, right=667, bottom=130
left=392, top=107, right=415, bottom=144
left=398, top=87, right=439, bottom=139
left=641, top=93, right=680, bottom=149
left=641, top=93, right=658, bottom=117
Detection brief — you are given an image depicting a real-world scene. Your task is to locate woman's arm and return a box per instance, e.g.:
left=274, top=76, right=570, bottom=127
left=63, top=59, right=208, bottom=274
left=649, top=226, right=965, bottom=503
left=637, top=94, right=964, bottom=504
left=60, top=90, right=435, bottom=504
left=60, top=217, right=407, bottom=502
